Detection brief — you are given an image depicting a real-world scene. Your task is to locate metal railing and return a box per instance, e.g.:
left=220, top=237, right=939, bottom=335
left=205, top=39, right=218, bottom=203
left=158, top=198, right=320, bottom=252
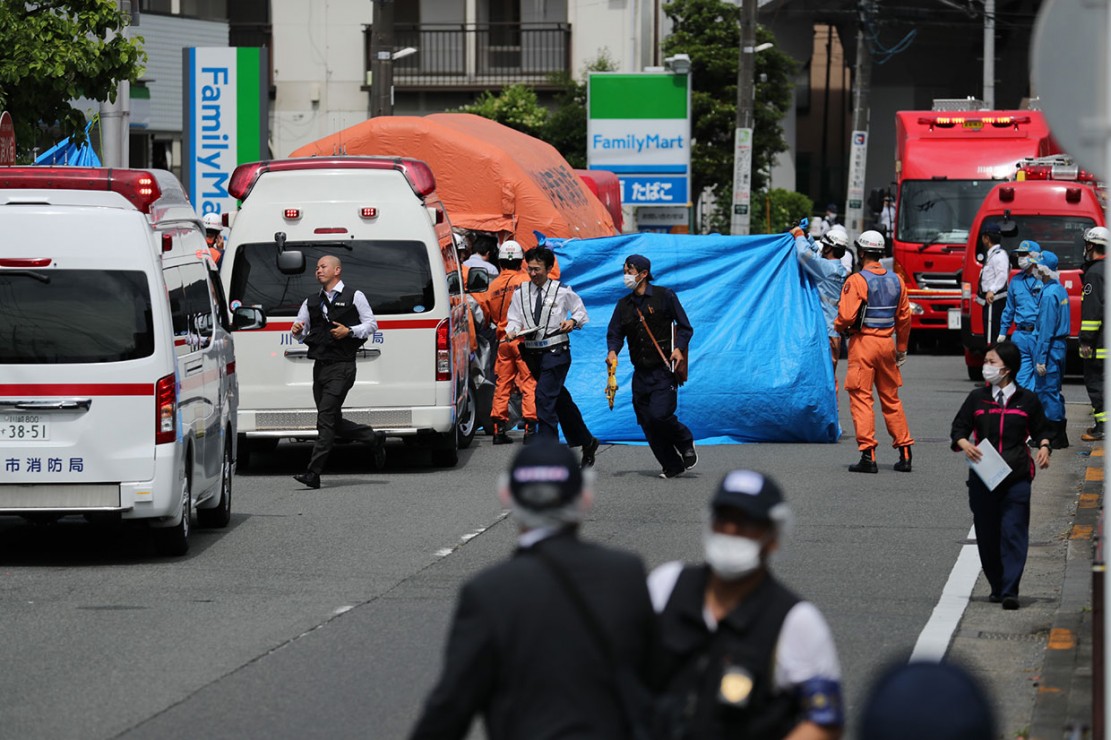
left=365, top=23, right=571, bottom=91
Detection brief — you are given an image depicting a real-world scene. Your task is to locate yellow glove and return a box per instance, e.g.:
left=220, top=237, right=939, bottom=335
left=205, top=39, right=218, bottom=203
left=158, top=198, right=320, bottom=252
left=605, top=357, right=619, bottom=410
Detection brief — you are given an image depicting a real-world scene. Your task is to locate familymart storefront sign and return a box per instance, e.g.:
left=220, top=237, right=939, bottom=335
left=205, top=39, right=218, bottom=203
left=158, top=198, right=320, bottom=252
left=587, top=73, right=691, bottom=206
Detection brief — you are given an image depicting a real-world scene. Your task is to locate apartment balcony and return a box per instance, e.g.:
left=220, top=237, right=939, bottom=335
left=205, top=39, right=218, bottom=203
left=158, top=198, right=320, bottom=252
left=364, top=23, right=572, bottom=92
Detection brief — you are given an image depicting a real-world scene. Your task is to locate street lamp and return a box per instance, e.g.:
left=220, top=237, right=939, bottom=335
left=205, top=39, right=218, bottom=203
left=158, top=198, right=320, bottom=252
left=392, top=47, right=418, bottom=61
left=664, top=53, right=691, bottom=75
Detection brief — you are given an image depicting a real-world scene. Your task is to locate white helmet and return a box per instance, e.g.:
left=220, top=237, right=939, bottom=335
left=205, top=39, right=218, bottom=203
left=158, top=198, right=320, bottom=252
left=1084, top=226, right=1110, bottom=248
left=498, top=240, right=524, bottom=260
left=202, top=212, right=222, bottom=232
left=856, top=229, right=886, bottom=253
left=821, top=225, right=849, bottom=249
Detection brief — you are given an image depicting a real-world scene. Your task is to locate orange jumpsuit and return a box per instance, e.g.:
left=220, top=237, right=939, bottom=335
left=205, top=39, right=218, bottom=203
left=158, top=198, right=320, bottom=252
left=833, top=263, right=914, bottom=451
left=480, top=269, right=536, bottom=423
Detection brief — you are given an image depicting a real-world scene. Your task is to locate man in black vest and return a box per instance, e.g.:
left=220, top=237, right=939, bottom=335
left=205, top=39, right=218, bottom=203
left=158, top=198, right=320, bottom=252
left=648, top=470, right=844, bottom=740
left=409, top=441, right=658, bottom=739
left=291, top=255, right=383, bottom=489
left=606, top=254, right=695, bottom=478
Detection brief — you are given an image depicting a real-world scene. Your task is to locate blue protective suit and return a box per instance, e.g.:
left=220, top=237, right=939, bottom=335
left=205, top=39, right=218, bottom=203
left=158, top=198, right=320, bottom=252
left=1033, top=279, right=1070, bottom=421
left=1000, top=271, right=1043, bottom=390
left=795, top=235, right=848, bottom=337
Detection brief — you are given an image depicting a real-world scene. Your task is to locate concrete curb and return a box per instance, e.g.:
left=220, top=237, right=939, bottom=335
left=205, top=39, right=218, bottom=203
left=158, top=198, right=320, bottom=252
left=1030, top=443, right=1100, bottom=740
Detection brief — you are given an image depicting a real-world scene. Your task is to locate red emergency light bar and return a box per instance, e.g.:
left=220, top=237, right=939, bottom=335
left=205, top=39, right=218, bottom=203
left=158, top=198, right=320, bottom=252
left=228, top=157, right=437, bottom=201
left=918, top=115, right=1031, bottom=128
left=0, top=167, right=163, bottom=212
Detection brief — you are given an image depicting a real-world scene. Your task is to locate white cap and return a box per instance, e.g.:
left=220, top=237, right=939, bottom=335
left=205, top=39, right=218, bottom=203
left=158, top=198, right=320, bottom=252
left=498, top=240, right=524, bottom=260
left=202, top=212, right=222, bottom=232
left=856, top=229, right=886, bottom=253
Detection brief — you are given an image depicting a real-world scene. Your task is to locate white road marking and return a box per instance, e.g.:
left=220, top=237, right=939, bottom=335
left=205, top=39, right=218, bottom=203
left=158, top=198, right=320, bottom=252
left=333, top=605, right=354, bottom=616
left=910, top=524, right=981, bottom=662
left=434, top=513, right=510, bottom=559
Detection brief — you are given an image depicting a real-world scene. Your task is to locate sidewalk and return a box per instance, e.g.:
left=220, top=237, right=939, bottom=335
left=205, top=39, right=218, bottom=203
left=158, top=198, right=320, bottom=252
left=946, top=413, right=1099, bottom=739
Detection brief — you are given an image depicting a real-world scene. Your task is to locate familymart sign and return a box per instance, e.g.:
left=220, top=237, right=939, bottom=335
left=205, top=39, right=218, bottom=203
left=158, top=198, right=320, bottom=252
left=587, top=73, right=691, bottom=205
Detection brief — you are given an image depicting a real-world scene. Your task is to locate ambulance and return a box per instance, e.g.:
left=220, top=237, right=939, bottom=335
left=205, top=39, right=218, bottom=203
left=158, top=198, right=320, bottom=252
left=220, top=157, right=475, bottom=468
left=0, top=167, right=263, bottom=555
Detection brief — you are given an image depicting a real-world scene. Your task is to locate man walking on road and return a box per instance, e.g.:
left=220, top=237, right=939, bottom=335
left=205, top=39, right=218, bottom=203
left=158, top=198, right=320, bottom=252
left=834, top=230, right=914, bottom=474
left=290, top=255, right=384, bottom=489
left=648, top=470, right=844, bottom=740
left=1080, top=226, right=1108, bottom=441
left=606, top=254, right=696, bottom=479
left=506, top=247, right=599, bottom=468
left=409, top=442, right=658, bottom=740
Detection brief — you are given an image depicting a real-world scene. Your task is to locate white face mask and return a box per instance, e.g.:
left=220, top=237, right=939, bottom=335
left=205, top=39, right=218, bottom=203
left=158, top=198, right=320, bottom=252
left=703, top=529, right=764, bottom=580
left=982, top=364, right=1005, bottom=384
left=1018, top=256, right=1031, bottom=270
left=623, top=273, right=641, bottom=290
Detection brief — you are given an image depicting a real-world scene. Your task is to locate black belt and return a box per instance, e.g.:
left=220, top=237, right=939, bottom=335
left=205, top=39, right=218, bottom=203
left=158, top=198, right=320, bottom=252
left=1016, top=325, right=1035, bottom=332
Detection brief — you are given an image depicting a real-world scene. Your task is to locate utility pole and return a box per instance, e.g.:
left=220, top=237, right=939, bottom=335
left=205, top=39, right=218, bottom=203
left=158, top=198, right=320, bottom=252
left=729, top=0, right=757, bottom=236
left=369, top=0, right=395, bottom=118
left=982, top=0, right=995, bottom=108
left=844, top=9, right=872, bottom=239
left=101, top=0, right=133, bottom=167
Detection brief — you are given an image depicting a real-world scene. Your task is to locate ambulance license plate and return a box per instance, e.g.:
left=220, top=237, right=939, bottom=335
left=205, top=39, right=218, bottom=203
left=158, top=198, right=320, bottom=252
left=0, top=414, right=49, bottom=441
left=948, top=309, right=961, bottom=330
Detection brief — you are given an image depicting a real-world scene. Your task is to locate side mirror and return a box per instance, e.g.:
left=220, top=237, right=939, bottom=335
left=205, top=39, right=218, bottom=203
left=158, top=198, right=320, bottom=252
left=232, top=306, right=267, bottom=331
left=465, top=268, right=490, bottom=293
left=278, top=250, right=304, bottom=274
left=998, top=219, right=1018, bottom=237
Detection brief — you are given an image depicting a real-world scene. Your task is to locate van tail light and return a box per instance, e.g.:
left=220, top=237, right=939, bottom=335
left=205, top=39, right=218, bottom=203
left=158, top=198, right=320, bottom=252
left=162, top=233, right=173, bottom=252
left=155, top=373, right=177, bottom=444
left=283, top=208, right=301, bottom=220
left=359, top=207, right=378, bottom=219
left=435, top=318, right=451, bottom=381
left=961, top=282, right=972, bottom=315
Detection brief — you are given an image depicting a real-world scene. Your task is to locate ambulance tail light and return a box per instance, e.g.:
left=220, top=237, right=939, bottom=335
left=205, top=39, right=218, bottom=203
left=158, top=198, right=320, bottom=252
left=0, top=258, right=52, bottom=267
left=0, top=167, right=163, bottom=212
left=283, top=208, right=301, bottom=220
left=155, top=373, right=177, bottom=445
left=360, top=207, right=378, bottom=219
left=435, top=318, right=451, bottom=381
left=1066, top=187, right=1082, bottom=203
left=961, top=282, right=972, bottom=315
left=161, top=233, right=173, bottom=252
left=229, top=157, right=438, bottom=201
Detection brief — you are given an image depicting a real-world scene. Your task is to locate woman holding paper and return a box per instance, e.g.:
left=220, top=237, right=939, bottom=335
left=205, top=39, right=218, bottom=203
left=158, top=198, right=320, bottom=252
left=951, top=340, right=1052, bottom=611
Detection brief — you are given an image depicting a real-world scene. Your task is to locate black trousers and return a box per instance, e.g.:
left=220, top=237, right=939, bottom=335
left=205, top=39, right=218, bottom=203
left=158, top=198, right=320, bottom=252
left=1084, top=357, right=1105, bottom=423
left=522, top=347, right=591, bottom=446
left=308, top=360, right=375, bottom=473
left=968, top=474, right=1031, bottom=598
left=632, top=365, right=693, bottom=474
left=982, top=297, right=1006, bottom=343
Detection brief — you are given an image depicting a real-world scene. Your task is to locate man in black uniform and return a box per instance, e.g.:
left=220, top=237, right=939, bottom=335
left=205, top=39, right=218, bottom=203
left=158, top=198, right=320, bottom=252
left=410, top=442, right=658, bottom=740
left=648, top=471, right=844, bottom=740
left=1080, top=226, right=1108, bottom=441
left=606, top=254, right=696, bottom=478
left=291, top=255, right=383, bottom=489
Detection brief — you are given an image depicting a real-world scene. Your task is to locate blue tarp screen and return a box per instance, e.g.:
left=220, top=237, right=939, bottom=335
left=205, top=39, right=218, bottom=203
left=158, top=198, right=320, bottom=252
left=549, top=232, right=839, bottom=444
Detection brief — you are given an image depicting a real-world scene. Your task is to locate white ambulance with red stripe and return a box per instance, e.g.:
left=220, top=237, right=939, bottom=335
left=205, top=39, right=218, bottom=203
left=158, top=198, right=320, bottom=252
left=0, top=168, right=264, bottom=555
left=220, top=157, right=475, bottom=468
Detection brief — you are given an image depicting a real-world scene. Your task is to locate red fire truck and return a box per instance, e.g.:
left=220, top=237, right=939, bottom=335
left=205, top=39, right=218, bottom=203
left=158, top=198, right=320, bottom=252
left=959, top=156, right=1106, bottom=378
left=893, top=108, right=1056, bottom=343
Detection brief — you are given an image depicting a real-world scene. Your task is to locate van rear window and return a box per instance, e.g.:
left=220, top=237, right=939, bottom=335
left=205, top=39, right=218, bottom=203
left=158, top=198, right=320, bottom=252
left=980, top=216, right=1098, bottom=271
left=0, top=270, right=154, bottom=364
left=229, top=241, right=435, bottom=316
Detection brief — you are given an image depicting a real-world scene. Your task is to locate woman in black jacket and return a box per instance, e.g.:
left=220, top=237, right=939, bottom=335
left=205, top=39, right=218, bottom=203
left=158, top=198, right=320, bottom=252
left=951, top=340, right=1051, bottom=610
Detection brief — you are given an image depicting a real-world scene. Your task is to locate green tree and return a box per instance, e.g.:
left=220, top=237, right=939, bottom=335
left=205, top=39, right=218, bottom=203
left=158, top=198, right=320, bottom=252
left=662, top=0, right=795, bottom=232
left=0, top=0, right=146, bottom=158
left=457, top=83, right=548, bottom=140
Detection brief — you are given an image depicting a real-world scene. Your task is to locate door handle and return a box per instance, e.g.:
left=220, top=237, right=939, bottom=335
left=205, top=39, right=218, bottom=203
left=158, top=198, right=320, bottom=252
left=185, top=362, right=204, bottom=375
left=356, top=348, right=381, bottom=359
left=0, top=398, right=92, bottom=411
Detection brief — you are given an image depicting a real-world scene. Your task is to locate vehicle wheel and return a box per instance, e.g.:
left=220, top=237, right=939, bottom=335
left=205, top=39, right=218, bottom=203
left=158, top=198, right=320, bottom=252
left=198, top=437, right=233, bottom=529
left=457, top=385, right=478, bottom=450
left=154, top=462, right=191, bottom=557
left=966, top=363, right=983, bottom=381
left=430, top=432, right=459, bottom=468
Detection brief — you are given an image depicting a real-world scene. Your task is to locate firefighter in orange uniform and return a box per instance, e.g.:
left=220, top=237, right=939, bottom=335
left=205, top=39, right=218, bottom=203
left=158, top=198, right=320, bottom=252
left=480, top=240, right=537, bottom=444
left=834, top=230, right=914, bottom=474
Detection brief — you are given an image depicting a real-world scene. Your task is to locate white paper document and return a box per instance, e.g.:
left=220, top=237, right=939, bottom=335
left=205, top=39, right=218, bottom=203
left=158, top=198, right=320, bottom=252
left=512, top=325, right=543, bottom=337
left=968, top=438, right=1012, bottom=491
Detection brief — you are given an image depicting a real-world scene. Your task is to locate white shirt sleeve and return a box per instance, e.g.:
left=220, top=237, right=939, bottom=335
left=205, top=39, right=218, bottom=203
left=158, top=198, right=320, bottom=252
left=647, top=561, right=685, bottom=613
left=294, top=298, right=310, bottom=344
left=505, top=284, right=525, bottom=336
left=348, top=290, right=378, bottom=340
left=565, top=288, right=589, bottom=327
left=981, top=248, right=1010, bottom=293
left=774, top=601, right=842, bottom=690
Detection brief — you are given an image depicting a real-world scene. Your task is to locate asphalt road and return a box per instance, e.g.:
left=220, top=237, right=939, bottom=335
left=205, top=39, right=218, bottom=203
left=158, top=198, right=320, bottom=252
left=0, top=353, right=1093, bottom=739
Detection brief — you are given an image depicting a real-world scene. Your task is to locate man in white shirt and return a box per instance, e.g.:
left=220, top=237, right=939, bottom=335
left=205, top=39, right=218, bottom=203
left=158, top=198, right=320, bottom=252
left=506, top=246, right=599, bottom=468
left=462, top=235, right=499, bottom=277
left=979, top=222, right=1010, bottom=343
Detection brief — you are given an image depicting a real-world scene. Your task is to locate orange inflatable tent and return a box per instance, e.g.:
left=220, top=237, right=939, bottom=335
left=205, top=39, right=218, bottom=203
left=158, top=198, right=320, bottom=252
left=289, top=113, right=617, bottom=247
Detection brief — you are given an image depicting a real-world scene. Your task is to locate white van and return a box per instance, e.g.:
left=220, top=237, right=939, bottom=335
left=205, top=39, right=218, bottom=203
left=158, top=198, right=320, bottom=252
left=221, top=157, right=476, bottom=468
left=0, top=167, right=264, bottom=555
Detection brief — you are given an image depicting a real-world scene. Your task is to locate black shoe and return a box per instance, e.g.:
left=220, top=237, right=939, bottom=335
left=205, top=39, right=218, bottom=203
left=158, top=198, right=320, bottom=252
left=1083, top=422, right=1104, bottom=442
left=491, top=422, right=513, bottom=445
left=893, top=445, right=913, bottom=473
left=659, top=468, right=685, bottom=479
left=1051, top=419, right=1070, bottom=449
left=293, top=471, right=320, bottom=489
left=988, top=593, right=1003, bottom=603
left=849, top=448, right=878, bottom=474
left=1001, top=596, right=1020, bottom=610
left=580, top=437, right=599, bottom=468
left=522, top=421, right=537, bottom=445
left=681, top=444, right=698, bottom=470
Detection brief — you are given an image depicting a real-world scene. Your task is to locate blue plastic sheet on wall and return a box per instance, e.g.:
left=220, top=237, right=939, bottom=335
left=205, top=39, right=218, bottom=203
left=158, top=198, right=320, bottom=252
left=547, top=231, right=839, bottom=444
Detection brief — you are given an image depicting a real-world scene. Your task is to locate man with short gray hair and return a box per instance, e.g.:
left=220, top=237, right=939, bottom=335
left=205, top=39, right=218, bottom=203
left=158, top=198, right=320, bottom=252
left=410, top=441, right=657, bottom=740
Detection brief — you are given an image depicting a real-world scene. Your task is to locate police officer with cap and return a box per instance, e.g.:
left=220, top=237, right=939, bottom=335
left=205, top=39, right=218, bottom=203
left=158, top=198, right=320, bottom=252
left=859, top=660, right=995, bottom=740
left=649, top=470, right=844, bottom=740
left=411, top=441, right=657, bottom=740
left=979, top=220, right=1010, bottom=343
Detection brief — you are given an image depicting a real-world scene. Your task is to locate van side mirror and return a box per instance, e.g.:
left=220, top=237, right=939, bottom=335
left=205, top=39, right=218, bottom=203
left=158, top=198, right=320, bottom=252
left=232, top=306, right=267, bottom=330
left=278, top=250, right=305, bottom=274
left=465, top=268, right=490, bottom=293
left=998, top=219, right=1018, bottom=237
